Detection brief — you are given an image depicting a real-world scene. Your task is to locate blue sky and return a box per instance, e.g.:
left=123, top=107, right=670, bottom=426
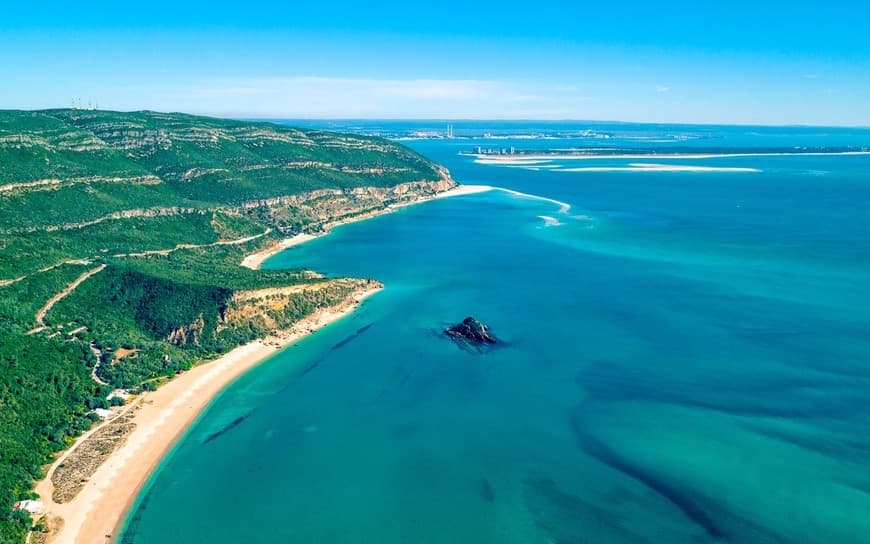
left=2, top=0, right=869, bottom=125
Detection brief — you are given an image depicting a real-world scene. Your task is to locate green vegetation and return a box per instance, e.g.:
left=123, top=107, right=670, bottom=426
left=0, top=109, right=448, bottom=542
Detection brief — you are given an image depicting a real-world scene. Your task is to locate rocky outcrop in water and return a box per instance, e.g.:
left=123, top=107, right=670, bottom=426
left=445, top=317, right=497, bottom=345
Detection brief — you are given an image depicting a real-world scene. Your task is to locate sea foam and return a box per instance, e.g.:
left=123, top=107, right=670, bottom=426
left=495, top=187, right=571, bottom=213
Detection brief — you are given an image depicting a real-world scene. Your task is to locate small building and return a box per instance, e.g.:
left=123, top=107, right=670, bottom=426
left=13, top=500, right=44, bottom=515
left=93, top=408, right=114, bottom=420
left=106, top=389, right=132, bottom=402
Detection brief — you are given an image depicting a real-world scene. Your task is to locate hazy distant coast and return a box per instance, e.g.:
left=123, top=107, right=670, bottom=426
left=465, top=148, right=870, bottom=161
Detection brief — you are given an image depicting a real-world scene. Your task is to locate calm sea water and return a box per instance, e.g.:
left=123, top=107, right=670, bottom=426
left=120, top=123, right=870, bottom=543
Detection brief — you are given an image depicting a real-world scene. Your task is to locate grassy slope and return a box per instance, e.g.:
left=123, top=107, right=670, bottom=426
left=0, top=110, right=443, bottom=543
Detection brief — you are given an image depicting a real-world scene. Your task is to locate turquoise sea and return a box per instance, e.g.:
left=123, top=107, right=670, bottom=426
left=120, top=123, right=870, bottom=543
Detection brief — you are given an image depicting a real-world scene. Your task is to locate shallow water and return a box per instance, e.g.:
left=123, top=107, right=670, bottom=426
left=121, top=124, right=870, bottom=543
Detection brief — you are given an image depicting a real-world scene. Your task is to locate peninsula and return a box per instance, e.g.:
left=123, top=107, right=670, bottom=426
left=0, top=109, right=463, bottom=544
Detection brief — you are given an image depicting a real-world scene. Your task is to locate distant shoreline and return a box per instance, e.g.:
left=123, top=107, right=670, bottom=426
left=467, top=150, right=870, bottom=162
left=241, top=183, right=493, bottom=270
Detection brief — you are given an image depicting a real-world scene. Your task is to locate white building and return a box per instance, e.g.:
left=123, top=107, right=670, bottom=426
left=93, top=408, right=114, bottom=420
left=13, top=500, right=44, bottom=514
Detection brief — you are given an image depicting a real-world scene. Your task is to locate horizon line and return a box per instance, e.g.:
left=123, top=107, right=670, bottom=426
left=249, top=117, right=870, bottom=130
left=6, top=107, right=870, bottom=130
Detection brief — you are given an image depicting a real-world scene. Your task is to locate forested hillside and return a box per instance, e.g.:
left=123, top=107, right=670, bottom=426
left=0, top=109, right=453, bottom=543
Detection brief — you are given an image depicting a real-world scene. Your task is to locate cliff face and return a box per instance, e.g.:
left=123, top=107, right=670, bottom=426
left=163, top=279, right=381, bottom=348
left=248, top=176, right=457, bottom=233
left=220, top=278, right=382, bottom=335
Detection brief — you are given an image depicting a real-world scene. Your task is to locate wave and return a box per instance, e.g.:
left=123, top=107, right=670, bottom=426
left=537, top=215, right=562, bottom=227
left=495, top=187, right=572, bottom=213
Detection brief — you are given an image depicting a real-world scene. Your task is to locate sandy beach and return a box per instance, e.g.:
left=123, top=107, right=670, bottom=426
left=240, top=184, right=493, bottom=270
left=32, top=284, right=381, bottom=544
left=240, top=233, right=317, bottom=269
left=431, top=184, right=493, bottom=199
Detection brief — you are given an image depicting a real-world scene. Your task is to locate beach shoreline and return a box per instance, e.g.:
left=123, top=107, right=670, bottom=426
left=32, top=284, right=382, bottom=544
left=240, top=184, right=493, bottom=270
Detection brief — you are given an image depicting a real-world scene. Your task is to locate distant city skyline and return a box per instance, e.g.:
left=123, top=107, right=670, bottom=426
left=2, top=0, right=870, bottom=126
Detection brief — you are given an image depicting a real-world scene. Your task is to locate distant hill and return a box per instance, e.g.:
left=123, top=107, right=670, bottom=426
left=0, top=109, right=453, bottom=543
left=0, top=109, right=442, bottom=232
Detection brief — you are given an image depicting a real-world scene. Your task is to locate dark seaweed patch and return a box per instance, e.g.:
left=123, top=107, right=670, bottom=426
left=299, top=356, right=328, bottom=377
left=479, top=476, right=495, bottom=503
left=203, top=412, right=252, bottom=444
left=568, top=412, right=726, bottom=540
left=329, top=322, right=374, bottom=352
left=397, top=368, right=413, bottom=388
left=120, top=483, right=157, bottom=543
left=522, top=477, right=647, bottom=543
left=742, top=422, right=870, bottom=464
